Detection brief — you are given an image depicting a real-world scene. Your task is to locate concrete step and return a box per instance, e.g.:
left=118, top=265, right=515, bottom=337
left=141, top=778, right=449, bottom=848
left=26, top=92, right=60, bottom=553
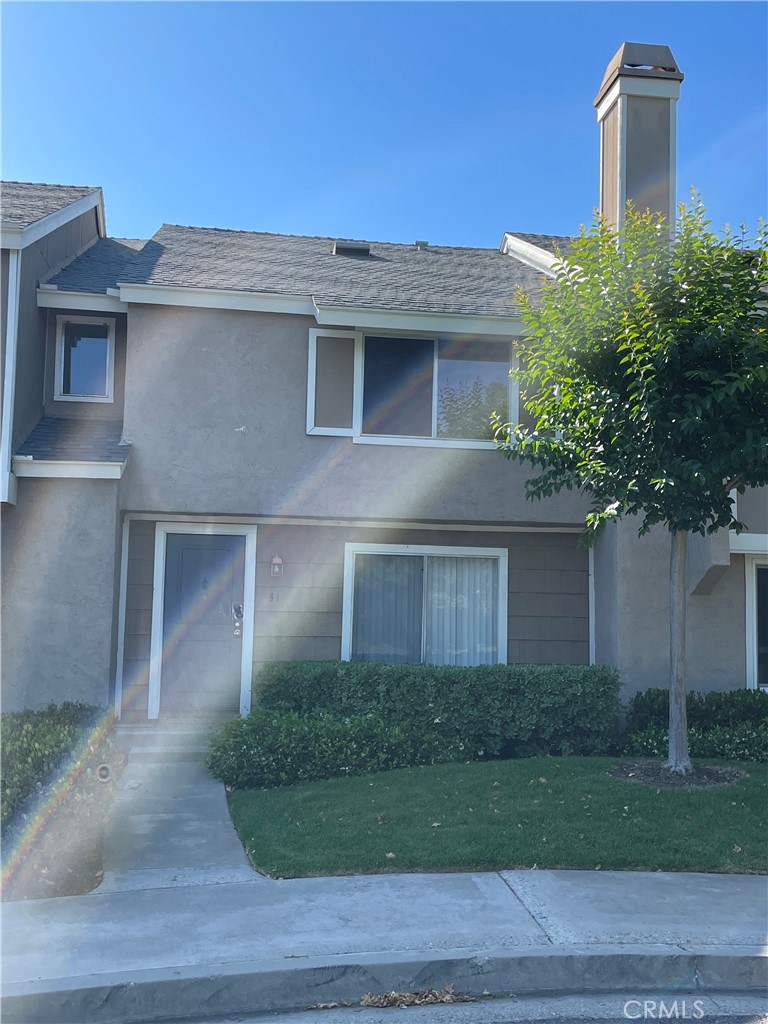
left=126, top=745, right=210, bottom=763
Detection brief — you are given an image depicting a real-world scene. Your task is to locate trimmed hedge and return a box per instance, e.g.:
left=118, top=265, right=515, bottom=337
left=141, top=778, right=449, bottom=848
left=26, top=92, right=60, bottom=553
left=625, top=722, right=768, bottom=763
left=206, top=709, right=463, bottom=789
left=626, top=688, right=768, bottom=735
left=1, top=703, right=101, bottom=826
left=257, top=661, right=621, bottom=758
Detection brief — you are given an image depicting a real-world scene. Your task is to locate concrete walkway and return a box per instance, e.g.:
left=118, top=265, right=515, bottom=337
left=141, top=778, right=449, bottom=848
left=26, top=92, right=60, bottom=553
left=2, top=734, right=766, bottom=1024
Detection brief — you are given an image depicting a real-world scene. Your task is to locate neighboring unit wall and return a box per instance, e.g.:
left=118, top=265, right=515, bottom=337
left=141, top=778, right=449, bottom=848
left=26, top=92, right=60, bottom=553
left=739, top=487, right=768, bottom=536
left=13, top=209, right=100, bottom=448
left=120, top=305, right=591, bottom=526
left=0, top=477, right=120, bottom=710
left=614, top=521, right=746, bottom=697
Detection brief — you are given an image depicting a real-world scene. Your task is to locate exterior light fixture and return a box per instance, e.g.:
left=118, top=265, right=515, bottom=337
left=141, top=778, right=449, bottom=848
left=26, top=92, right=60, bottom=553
left=270, top=553, right=284, bottom=577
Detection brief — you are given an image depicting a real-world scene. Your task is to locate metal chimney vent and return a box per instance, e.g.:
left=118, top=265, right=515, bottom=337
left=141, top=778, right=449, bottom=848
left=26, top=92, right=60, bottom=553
left=414, top=240, right=429, bottom=250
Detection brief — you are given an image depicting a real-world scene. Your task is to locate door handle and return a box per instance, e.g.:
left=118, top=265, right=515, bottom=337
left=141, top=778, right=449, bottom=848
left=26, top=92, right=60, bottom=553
left=232, top=603, right=244, bottom=636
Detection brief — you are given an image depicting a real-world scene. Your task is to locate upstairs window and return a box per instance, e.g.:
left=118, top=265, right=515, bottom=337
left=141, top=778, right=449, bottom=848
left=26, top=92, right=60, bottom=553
left=308, top=329, right=516, bottom=448
left=55, top=316, right=115, bottom=403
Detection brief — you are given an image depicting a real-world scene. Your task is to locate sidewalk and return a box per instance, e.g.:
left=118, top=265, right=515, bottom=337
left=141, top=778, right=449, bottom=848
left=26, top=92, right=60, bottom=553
left=2, top=732, right=766, bottom=1024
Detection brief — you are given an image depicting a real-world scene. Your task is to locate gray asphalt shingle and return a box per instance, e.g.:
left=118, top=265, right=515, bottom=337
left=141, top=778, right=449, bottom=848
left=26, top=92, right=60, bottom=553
left=16, top=417, right=130, bottom=463
left=48, top=237, right=147, bottom=293
left=506, top=232, right=575, bottom=256
left=0, top=181, right=99, bottom=229
left=114, top=224, right=554, bottom=317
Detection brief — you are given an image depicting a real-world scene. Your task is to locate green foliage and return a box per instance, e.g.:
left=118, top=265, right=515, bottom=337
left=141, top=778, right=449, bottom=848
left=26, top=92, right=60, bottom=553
left=626, top=687, right=768, bottom=734
left=495, top=198, right=768, bottom=540
left=438, top=377, right=508, bottom=440
left=625, top=723, right=768, bottom=763
left=206, top=709, right=462, bottom=789
left=1, top=703, right=101, bottom=826
left=257, top=660, right=621, bottom=758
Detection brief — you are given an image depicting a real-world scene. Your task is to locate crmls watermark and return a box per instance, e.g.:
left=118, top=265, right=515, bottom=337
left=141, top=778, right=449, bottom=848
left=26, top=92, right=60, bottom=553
left=623, top=1000, right=706, bottom=1020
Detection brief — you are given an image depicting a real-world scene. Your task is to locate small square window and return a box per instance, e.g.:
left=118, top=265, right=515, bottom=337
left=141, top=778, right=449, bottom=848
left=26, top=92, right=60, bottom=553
left=55, top=317, right=115, bottom=402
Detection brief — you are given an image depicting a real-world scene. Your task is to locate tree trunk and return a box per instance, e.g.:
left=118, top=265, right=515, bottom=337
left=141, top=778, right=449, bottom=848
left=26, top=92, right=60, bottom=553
left=665, top=529, right=691, bottom=773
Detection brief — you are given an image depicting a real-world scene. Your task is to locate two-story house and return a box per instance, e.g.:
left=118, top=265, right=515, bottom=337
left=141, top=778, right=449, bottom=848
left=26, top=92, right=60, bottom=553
left=2, top=43, right=766, bottom=723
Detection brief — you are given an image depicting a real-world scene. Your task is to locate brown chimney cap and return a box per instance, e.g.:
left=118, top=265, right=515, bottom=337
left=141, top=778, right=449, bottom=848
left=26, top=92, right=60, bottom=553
left=595, top=42, right=683, bottom=105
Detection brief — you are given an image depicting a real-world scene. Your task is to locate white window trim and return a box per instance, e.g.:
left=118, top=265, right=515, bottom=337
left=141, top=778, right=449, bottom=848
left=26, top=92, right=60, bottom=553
left=147, top=521, right=258, bottom=720
left=306, top=328, right=362, bottom=436
left=308, top=330, right=518, bottom=449
left=54, top=315, right=115, bottom=403
left=745, top=554, right=768, bottom=691
left=341, top=542, right=508, bottom=664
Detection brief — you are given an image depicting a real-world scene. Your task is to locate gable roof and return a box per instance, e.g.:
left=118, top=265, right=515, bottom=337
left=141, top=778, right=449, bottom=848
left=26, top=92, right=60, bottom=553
left=506, top=232, right=575, bottom=256
left=108, top=223, right=551, bottom=317
left=1, top=181, right=104, bottom=249
left=1, top=181, right=99, bottom=228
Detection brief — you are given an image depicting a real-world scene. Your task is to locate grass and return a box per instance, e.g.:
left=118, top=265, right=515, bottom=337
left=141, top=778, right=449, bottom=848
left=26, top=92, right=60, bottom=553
left=227, top=757, right=768, bottom=877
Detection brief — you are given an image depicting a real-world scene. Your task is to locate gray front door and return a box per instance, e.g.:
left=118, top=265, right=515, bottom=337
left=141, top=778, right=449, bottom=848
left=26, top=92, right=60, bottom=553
left=161, top=533, right=246, bottom=714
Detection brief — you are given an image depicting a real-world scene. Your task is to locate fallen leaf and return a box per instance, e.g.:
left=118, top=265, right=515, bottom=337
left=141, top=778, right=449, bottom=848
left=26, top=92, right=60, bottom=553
left=733, top=845, right=742, bottom=853
left=539, top=777, right=547, bottom=784
left=595, top=864, right=602, bottom=870
left=385, top=852, right=395, bottom=859
left=431, top=822, right=441, bottom=827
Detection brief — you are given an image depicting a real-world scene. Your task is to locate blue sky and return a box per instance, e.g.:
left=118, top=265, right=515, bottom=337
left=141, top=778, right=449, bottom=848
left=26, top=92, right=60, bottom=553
left=2, top=2, right=766, bottom=246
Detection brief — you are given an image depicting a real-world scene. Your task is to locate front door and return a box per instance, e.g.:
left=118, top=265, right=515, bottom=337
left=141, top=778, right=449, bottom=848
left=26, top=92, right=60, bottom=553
left=160, top=533, right=246, bottom=714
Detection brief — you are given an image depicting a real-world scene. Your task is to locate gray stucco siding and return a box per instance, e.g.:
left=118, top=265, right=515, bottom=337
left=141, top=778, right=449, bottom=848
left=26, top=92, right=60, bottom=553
left=739, top=487, right=768, bottom=536
left=120, top=305, right=591, bottom=526
left=120, top=520, right=155, bottom=717
left=0, top=478, right=119, bottom=711
left=614, top=522, right=747, bottom=697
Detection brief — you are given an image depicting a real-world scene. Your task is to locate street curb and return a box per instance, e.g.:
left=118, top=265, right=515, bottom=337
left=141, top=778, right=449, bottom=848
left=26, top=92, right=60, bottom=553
left=2, top=945, right=766, bottom=1024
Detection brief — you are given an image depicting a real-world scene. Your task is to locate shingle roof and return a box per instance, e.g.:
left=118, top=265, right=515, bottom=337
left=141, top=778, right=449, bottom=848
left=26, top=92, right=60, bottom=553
left=114, top=224, right=554, bottom=317
left=0, top=181, right=100, bottom=229
left=506, top=232, right=575, bottom=256
left=47, top=237, right=147, bottom=293
left=16, top=417, right=130, bottom=463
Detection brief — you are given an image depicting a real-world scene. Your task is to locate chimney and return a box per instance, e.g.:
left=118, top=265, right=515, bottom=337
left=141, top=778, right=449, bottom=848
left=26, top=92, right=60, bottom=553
left=595, top=42, right=684, bottom=230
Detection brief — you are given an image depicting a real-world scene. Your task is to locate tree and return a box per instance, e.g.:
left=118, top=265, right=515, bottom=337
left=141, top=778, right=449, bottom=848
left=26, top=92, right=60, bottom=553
left=494, top=198, right=768, bottom=772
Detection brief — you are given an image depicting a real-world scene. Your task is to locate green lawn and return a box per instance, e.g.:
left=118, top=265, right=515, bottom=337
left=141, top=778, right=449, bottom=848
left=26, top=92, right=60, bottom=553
left=227, top=757, right=768, bottom=877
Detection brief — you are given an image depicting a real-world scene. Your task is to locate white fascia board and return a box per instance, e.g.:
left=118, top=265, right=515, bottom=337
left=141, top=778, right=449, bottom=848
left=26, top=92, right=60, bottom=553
left=501, top=234, right=559, bottom=276
left=37, top=287, right=128, bottom=312
left=12, top=458, right=125, bottom=479
left=0, top=228, right=22, bottom=248
left=314, top=304, right=522, bottom=337
left=117, top=282, right=316, bottom=315
left=731, top=532, right=768, bottom=555
left=2, top=190, right=103, bottom=250
left=596, top=76, right=680, bottom=121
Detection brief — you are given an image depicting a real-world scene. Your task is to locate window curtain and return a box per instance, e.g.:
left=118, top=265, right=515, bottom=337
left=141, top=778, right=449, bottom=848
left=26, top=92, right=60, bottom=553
left=425, top=557, right=498, bottom=665
left=351, top=554, right=423, bottom=663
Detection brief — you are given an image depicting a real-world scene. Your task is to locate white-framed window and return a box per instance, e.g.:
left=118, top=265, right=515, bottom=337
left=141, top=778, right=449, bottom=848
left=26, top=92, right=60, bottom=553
left=341, top=543, right=508, bottom=666
left=307, top=329, right=518, bottom=449
left=54, top=315, right=115, bottom=402
left=745, top=554, right=768, bottom=691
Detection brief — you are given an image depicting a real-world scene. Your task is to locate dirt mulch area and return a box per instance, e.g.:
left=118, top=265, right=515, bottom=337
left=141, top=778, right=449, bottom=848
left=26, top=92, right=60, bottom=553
left=2, top=735, right=125, bottom=901
left=609, top=760, right=748, bottom=790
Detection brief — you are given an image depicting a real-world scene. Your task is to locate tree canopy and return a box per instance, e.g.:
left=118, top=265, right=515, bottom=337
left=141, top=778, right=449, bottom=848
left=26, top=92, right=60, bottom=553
left=494, top=198, right=768, bottom=542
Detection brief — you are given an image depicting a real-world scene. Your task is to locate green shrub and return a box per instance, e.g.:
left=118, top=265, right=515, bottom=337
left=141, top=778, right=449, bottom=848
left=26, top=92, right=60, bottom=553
left=207, top=709, right=463, bottom=789
left=1, top=703, right=101, bottom=826
left=624, top=722, right=768, bottom=763
left=626, top=688, right=768, bottom=735
left=257, top=661, right=621, bottom=758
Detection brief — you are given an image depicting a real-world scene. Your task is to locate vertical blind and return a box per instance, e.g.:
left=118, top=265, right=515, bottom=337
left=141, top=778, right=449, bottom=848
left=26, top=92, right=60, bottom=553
left=351, top=553, right=498, bottom=665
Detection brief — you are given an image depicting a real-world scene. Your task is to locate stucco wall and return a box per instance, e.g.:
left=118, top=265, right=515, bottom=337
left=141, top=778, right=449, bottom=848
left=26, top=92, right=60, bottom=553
left=614, top=522, right=746, bottom=697
left=120, top=305, right=591, bottom=526
left=1, top=477, right=120, bottom=710
left=14, top=209, right=100, bottom=449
